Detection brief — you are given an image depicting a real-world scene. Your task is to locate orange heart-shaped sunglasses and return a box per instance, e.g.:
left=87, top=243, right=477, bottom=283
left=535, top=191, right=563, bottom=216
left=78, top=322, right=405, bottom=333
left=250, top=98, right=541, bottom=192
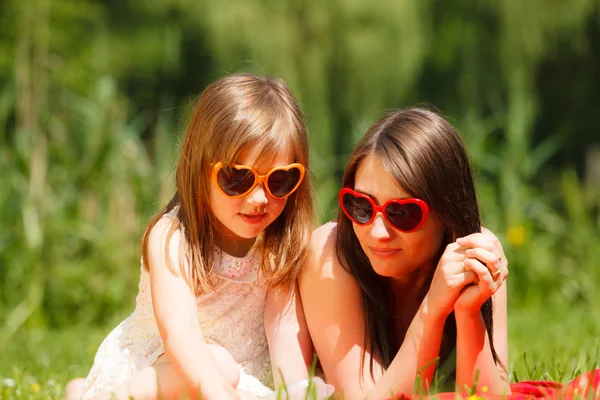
left=212, top=162, right=305, bottom=199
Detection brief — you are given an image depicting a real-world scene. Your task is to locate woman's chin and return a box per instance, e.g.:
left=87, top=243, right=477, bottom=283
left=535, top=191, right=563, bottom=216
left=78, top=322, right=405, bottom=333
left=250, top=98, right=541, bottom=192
left=369, top=260, right=404, bottom=278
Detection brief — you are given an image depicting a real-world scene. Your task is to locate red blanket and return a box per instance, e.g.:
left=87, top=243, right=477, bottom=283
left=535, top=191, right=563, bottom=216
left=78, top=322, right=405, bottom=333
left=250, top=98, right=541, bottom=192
left=390, top=369, right=600, bottom=400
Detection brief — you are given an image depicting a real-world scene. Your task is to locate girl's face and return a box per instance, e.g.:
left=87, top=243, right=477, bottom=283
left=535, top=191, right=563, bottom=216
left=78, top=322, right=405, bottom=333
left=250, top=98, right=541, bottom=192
left=351, top=155, right=445, bottom=279
left=210, top=144, right=293, bottom=254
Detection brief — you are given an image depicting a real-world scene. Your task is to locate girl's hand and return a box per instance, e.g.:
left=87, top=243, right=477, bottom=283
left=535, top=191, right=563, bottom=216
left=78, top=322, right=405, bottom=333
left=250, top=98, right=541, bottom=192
left=425, top=242, right=479, bottom=321
left=453, top=228, right=508, bottom=314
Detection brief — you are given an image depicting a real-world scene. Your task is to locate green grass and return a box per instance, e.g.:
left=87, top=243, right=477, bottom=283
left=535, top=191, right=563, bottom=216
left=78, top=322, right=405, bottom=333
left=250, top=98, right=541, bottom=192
left=508, top=305, right=600, bottom=383
left=0, top=325, right=104, bottom=399
left=0, top=306, right=598, bottom=399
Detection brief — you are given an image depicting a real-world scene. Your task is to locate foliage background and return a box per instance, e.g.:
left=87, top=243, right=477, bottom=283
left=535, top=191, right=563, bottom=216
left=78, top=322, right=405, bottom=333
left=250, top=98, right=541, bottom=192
left=0, top=0, right=599, bottom=396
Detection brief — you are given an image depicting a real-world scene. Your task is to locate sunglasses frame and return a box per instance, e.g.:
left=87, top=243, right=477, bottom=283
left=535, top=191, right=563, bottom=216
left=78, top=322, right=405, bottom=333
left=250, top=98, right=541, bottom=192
left=212, top=162, right=306, bottom=199
left=339, top=187, right=429, bottom=233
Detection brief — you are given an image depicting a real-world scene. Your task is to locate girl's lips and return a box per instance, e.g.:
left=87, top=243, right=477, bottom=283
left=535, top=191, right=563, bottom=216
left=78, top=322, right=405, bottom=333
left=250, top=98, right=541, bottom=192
left=240, top=213, right=266, bottom=224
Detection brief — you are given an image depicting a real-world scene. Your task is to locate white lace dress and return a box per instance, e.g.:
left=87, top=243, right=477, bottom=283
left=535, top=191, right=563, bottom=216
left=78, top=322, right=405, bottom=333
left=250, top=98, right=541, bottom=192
left=79, top=239, right=273, bottom=399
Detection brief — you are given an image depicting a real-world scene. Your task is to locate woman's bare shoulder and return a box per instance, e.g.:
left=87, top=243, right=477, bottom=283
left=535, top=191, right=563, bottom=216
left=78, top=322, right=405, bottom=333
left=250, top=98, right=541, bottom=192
left=311, top=221, right=337, bottom=251
left=305, top=221, right=354, bottom=283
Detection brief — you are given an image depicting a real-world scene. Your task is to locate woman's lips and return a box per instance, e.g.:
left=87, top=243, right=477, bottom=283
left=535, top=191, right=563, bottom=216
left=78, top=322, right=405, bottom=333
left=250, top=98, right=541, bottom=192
left=368, top=246, right=402, bottom=258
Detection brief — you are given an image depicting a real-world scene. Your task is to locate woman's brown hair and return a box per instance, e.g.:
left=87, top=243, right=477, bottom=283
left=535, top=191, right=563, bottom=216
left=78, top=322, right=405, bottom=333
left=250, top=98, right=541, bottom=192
left=141, top=73, right=313, bottom=293
left=335, top=107, right=500, bottom=377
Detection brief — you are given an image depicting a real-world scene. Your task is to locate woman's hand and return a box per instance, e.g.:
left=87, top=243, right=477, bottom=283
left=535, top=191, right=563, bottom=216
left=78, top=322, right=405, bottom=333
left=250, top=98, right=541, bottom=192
left=425, top=242, right=479, bottom=321
left=453, top=227, right=508, bottom=314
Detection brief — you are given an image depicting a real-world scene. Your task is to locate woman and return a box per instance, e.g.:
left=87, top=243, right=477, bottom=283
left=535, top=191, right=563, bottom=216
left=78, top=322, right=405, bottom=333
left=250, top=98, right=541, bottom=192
left=299, top=108, right=510, bottom=399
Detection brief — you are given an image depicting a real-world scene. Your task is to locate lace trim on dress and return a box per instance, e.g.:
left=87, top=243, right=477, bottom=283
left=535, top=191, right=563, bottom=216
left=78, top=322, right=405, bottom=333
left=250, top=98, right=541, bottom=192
left=213, top=238, right=263, bottom=283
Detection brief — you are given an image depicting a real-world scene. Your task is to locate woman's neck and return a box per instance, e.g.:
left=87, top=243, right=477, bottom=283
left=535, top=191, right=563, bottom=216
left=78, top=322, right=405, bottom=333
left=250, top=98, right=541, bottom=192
left=390, top=259, right=436, bottom=301
left=388, top=259, right=437, bottom=338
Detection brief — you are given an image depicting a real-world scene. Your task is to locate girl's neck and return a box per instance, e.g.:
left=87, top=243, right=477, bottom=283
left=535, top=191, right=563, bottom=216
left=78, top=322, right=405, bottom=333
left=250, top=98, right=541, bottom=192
left=215, top=234, right=256, bottom=257
left=212, top=217, right=258, bottom=257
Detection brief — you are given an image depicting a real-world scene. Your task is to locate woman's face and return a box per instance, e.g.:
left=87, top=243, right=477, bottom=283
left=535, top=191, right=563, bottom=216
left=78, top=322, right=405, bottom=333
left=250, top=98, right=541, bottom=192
left=351, top=155, right=445, bottom=279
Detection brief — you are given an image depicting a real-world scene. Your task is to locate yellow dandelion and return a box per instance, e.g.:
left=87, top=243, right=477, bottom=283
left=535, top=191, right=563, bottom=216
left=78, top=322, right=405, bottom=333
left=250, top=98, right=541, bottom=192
left=31, top=383, right=41, bottom=392
left=506, top=224, right=526, bottom=247
left=481, top=386, right=489, bottom=393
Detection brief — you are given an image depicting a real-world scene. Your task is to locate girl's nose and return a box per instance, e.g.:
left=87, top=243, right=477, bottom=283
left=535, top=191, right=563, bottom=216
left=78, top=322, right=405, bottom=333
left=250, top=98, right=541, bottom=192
left=247, top=183, right=268, bottom=205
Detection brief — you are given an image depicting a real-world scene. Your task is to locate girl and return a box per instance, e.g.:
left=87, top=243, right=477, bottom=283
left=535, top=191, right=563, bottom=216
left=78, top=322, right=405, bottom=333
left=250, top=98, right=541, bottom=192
left=299, top=108, right=510, bottom=399
left=69, top=73, right=318, bottom=399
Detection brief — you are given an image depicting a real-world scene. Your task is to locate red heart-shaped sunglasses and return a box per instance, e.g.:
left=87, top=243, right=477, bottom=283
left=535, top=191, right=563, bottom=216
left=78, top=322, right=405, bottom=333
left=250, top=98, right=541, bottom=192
left=339, top=188, right=429, bottom=232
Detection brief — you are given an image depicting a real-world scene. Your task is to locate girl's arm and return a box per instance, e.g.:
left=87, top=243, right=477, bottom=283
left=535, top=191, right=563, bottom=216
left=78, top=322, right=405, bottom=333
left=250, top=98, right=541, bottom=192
left=299, top=223, right=460, bottom=400
left=147, top=218, right=238, bottom=399
left=264, top=281, right=314, bottom=389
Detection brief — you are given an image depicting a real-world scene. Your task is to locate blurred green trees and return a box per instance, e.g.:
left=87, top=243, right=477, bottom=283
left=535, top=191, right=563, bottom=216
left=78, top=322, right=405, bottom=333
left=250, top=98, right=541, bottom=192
left=0, top=0, right=598, bottom=346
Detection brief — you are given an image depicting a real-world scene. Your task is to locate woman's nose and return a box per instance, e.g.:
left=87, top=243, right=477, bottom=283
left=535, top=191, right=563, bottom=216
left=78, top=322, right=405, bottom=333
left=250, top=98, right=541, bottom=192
left=369, top=213, right=392, bottom=240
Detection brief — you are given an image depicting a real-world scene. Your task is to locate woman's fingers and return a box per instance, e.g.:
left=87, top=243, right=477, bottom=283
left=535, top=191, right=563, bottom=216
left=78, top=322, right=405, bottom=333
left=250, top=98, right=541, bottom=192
left=456, top=230, right=507, bottom=276
left=459, top=268, right=479, bottom=287
left=462, top=258, right=495, bottom=296
left=456, top=232, right=497, bottom=253
left=464, top=247, right=502, bottom=274
left=481, top=226, right=505, bottom=257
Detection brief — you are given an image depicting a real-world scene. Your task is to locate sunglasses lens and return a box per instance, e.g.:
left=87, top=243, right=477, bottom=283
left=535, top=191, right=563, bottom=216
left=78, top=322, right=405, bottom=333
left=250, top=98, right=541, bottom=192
left=342, top=193, right=374, bottom=224
left=267, top=167, right=302, bottom=197
left=385, top=202, right=424, bottom=231
left=217, top=166, right=255, bottom=196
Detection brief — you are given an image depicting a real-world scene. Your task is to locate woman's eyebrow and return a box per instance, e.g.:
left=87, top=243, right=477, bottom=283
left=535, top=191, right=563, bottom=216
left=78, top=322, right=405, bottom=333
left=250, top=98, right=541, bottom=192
left=353, top=187, right=413, bottom=202
left=352, top=188, right=381, bottom=204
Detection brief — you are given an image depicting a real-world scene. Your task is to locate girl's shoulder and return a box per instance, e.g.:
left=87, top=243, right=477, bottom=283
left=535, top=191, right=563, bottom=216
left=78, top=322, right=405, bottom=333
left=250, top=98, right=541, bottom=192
left=144, top=212, right=189, bottom=277
left=163, top=206, right=179, bottom=219
left=148, top=213, right=183, bottom=246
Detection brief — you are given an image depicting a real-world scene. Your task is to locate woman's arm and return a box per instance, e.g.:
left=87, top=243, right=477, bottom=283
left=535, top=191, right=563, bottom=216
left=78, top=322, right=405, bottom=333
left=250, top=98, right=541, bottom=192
left=454, top=230, right=510, bottom=393
left=454, top=283, right=509, bottom=393
left=264, top=282, right=313, bottom=389
left=375, top=239, right=488, bottom=398
left=147, top=218, right=238, bottom=399
left=299, top=223, right=380, bottom=399
left=373, top=297, right=447, bottom=398
left=299, top=223, right=457, bottom=400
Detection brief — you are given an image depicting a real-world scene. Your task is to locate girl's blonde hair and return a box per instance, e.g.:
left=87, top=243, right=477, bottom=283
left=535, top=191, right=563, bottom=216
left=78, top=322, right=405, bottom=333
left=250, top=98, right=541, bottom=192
left=141, top=73, right=313, bottom=294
